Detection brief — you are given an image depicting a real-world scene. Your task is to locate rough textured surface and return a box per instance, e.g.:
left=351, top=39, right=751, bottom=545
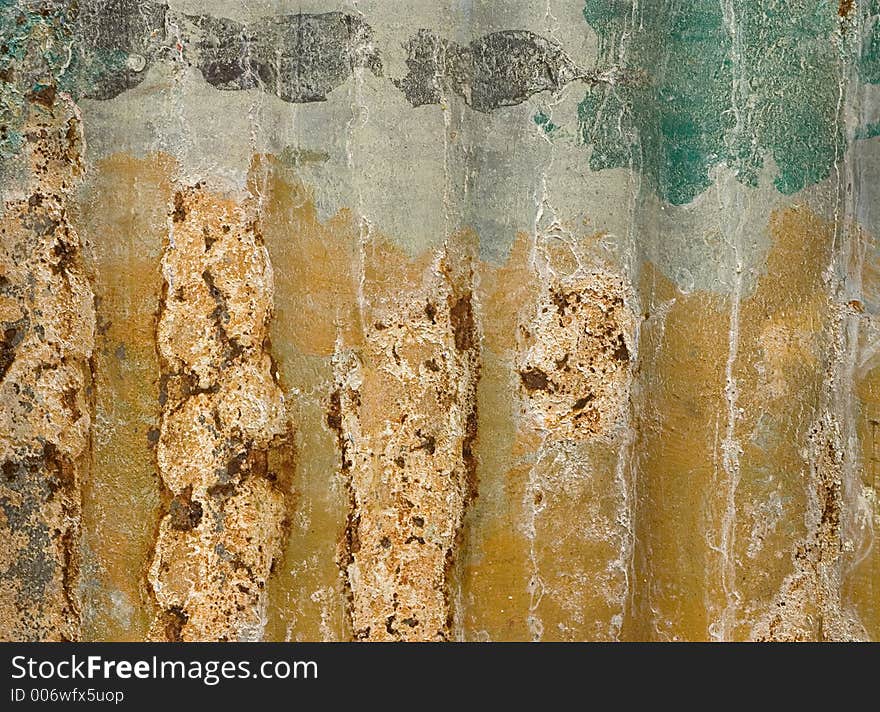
left=332, top=235, right=480, bottom=641
left=189, top=11, right=382, bottom=102
left=147, top=186, right=290, bottom=641
left=0, top=96, right=93, bottom=640
left=516, top=264, right=632, bottom=440
left=4, top=0, right=880, bottom=642
left=396, top=29, right=594, bottom=112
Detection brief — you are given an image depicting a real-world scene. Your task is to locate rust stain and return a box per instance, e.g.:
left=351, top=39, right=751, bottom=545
left=457, top=233, right=537, bottom=640
left=76, top=152, right=174, bottom=641
left=733, top=208, right=850, bottom=640
left=849, top=362, right=880, bottom=640
left=479, top=231, right=537, bottom=355
left=0, top=122, right=862, bottom=644
left=755, top=420, right=845, bottom=641
left=626, top=262, right=729, bottom=641
left=516, top=244, right=633, bottom=641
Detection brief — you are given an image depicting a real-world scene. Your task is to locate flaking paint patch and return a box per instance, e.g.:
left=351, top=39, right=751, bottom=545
left=187, top=10, right=382, bottom=103
left=396, top=29, right=600, bottom=112
left=0, top=96, right=93, bottom=640
left=460, top=231, right=635, bottom=641
left=333, top=232, right=480, bottom=641
left=147, top=185, right=290, bottom=641
left=517, top=263, right=633, bottom=439
left=579, top=0, right=844, bottom=203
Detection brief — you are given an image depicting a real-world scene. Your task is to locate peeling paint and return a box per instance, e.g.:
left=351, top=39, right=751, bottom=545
left=3, top=0, right=880, bottom=644
left=332, top=234, right=480, bottom=641
left=147, top=185, right=290, bottom=641
left=0, top=96, right=93, bottom=640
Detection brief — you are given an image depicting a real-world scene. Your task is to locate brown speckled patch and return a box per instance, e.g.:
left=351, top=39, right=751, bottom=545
left=516, top=266, right=633, bottom=440
left=332, top=232, right=480, bottom=641
left=0, top=98, right=94, bottom=641
left=147, top=185, right=290, bottom=641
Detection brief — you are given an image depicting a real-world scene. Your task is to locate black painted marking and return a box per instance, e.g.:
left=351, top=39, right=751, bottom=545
left=67, top=5, right=602, bottom=110
left=69, top=3, right=381, bottom=103
left=190, top=11, right=382, bottom=102
left=72, top=0, right=168, bottom=100
left=396, top=29, right=585, bottom=112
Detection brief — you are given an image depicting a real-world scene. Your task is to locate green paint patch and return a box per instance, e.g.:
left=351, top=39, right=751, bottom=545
left=534, top=110, right=560, bottom=135
left=859, top=1, right=880, bottom=83
left=579, top=0, right=843, bottom=204
left=0, top=0, right=71, bottom=159
left=0, top=0, right=137, bottom=160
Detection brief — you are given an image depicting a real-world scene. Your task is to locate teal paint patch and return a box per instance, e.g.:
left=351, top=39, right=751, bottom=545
left=579, top=0, right=843, bottom=204
left=859, top=1, right=880, bottom=83
left=578, top=89, right=633, bottom=171
left=0, top=0, right=72, bottom=159
left=534, top=110, right=560, bottom=135
left=0, top=0, right=142, bottom=160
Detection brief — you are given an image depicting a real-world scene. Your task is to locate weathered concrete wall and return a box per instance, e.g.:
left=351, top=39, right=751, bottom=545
left=2, top=0, right=880, bottom=641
